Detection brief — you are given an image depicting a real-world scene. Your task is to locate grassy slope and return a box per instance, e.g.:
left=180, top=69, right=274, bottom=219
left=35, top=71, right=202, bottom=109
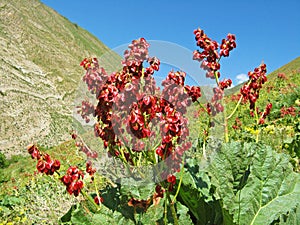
left=0, top=0, right=121, bottom=155
left=224, top=57, right=300, bottom=167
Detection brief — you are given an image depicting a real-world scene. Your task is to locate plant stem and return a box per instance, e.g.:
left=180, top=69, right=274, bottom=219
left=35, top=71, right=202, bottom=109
left=227, top=95, right=243, bottom=120
left=80, top=189, right=100, bottom=213
left=254, top=107, right=259, bottom=143
left=203, top=116, right=211, bottom=160
left=214, top=70, right=220, bottom=85
left=172, top=157, right=185, bottom=203
left=222, top=98, right=229, bottom=143
left=167, top=192, right=179, bottom=225
left=94, top=176, right=101, bottom=208
left=164, top=196, right=168, bottom=225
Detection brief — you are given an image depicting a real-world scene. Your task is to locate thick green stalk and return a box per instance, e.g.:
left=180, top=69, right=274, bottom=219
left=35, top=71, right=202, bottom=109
left=164, top=197, right=168, bottom=225
left=167, top=192, right=179, bottom=225
left=80, top=189, right=100, bottom=213
left=172, top=157, right=185, bottom=203
left=222, top=97, right=229, bottom=143
left=254, top=107, right=259, bottom=143
left=227, top=95, right=243, bottom=120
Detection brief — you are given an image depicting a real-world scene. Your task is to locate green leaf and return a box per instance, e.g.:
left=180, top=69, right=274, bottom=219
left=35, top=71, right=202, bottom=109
left=70, top=203, right=93, bottom=225
left=208, top=142, right=300, bottom=225
left=176, top=201, right=194, bottom=225
left=139, top=200, right=164, bottom=224
left=183, top=158, right=212, bottom=201
left=120, top=177, right=156, bottom=200
left=178, top=158, right=226, bottom=224
left=275, top=205, right=300, bottom=224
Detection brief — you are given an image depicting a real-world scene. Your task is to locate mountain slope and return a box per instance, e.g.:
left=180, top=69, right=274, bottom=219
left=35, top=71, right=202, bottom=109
left=0, top=0, right=121, bottom=155
left=225, top=56, right=300, bottom=96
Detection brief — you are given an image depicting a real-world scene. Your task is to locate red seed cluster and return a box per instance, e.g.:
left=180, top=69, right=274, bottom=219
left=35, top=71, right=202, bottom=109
left=79, top=38, right=197, bottom=178
left=193, top=28, right=236, bottom=79
left=220, top=34, right=236, bottom=57
left=277, top=73, right=287, bottom=80
left=232, top=117, right=242, bottom=130
left=240, top=63, right=267, bottom=111
left=61, top=166, right=84, bottom=197
left=166, top=174, right=177, bottom=191
left=71, top=132, right=98, bottom=159
left=123, top=37, right=149, bottom=68
left=155, top=185, right=165, bottom=198
left=36, top=154, right=61, bottom=175
left=256, top=103, right=272, bottom=124
left=77, top=100, right=95, bottom=123
left=184, top=85, right=201, bottom=102
left=86, top=161, right=96, bottom=177
left=94, top=196, right=104, bottom=205
left=80, top=58, right=108, bottom=96
left=128, top=96, right=158, bottom=139
left=27, top=145, right=60, bottom=175
left=219, top=79, right=232, bottom=90
left=162, top=71, right=192, bottom=114
left=28, top=144, right=41, bottom=160
left=280, top=106, right=297, bottom=117
left=167, top=174, right=176, bottom=185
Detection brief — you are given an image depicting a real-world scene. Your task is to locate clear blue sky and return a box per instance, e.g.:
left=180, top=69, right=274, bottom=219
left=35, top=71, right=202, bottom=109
left=41, top=0, right=300, bottom=85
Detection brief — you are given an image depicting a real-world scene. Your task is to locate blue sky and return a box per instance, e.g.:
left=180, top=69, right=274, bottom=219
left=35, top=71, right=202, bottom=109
left=41, top=0, right=300, bottom=86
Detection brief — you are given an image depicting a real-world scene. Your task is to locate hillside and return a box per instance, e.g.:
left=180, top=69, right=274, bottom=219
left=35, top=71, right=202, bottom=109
left=225, top=56, right=300, bottom=95
left=0, top=0, right=121, bottom=155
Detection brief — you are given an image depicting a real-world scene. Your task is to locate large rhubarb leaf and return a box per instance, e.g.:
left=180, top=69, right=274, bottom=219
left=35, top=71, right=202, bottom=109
left=179, top=158, right=225, bottom=225
left=208, top=142, right=300, bottom=225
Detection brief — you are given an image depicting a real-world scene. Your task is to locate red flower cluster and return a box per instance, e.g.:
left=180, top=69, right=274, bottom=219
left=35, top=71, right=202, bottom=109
left=277, top=73, right=287, bottom=80
left=155, top=185, right=165, bottom=198
left=28, top=144, right=41, bottom=159
left=220, top=34, right=236, bottom=57
left=123, top=37, right=149, bottom=68
left=219, top=79, right=232, bottom=90
left=167, top=174, right=176, bottom=185
left=128, top=96, right=158, bottom=139
left=61, top=166, right=84, bottom=196
left=80, top=58, right=108, bottom=96
left=232, top=117, right=242, bottom=130
left=77, top=100, right=95, bottom=123
left=240, top=63, right=267, bottom=111
left=258, top=103, right=272, bottom=124
left=79, top=38, right=197, bottom=178
left=94, top=196, right=104, bottom=205
left=71, top=132, right=98, bottom=158
left=27, top=145, right=60, bottom=175
left=230, top=93, right=242, bottom=102
left=184, top=85, right=201, bottom=102
left=86, top=161, right=96, bottom=177
left=280, top=106, right=297, bottom=117
left=193, top=28, right=236, bottom=79
left=36, top=154, right=60, bottom=175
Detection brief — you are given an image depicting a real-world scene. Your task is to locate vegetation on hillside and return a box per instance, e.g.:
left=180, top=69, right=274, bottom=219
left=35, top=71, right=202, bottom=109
left=0, top=0, right=121, bottom=155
